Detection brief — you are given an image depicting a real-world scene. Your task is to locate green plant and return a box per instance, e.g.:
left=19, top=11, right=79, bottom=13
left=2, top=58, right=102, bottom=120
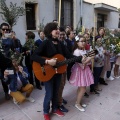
left=0, top=0, right=25, bottom=28
left=39, top=18, right=45, bottom=31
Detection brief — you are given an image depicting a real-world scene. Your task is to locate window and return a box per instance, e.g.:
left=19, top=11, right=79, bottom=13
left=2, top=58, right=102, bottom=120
left=55, top=0, right=73, bottom=27
left=118, top=18, right=120, bottom=28
left=97, top=14, right=105, bottom=29
left=25, top=3, right=37, bottom=30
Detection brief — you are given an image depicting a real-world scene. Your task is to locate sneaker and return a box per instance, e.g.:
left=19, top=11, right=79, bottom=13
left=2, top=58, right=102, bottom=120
left=53, top=109, right=64, bottom=116
left=26, top=97, right=35, bottom=103
left=75, top=104, right=85, bottom=112
left=44, top=114, right=50, bottom=120
left=107, top=76, right=114, bottom=81
left=13, top=98, right=19, bottom=104
left=62, top=99, right=67, bottom=104
left=59, top=105, right=68, bottom=112
left=114, top=76, right=120, bottom=79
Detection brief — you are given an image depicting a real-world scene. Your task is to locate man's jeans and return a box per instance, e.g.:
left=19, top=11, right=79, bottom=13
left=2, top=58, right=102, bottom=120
left=43, top=74, right=62, bottom=114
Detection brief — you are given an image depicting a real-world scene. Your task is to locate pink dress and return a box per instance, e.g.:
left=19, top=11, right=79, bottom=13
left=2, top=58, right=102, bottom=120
left=69, top=49, right=94, bottom=87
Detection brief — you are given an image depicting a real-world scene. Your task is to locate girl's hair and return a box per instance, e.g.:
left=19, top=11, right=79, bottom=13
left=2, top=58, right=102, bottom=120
left=72, top=36, right=86, bottom=52
left=98, top=27, right=105, bottom=37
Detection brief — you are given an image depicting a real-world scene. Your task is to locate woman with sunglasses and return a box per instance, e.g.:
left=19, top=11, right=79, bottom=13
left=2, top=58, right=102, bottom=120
left=0, top=22, right=14, bottom=100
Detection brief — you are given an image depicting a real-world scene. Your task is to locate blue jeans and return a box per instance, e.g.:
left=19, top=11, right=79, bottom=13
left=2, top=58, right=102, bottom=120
left=43, top=74, right=62, bottom=114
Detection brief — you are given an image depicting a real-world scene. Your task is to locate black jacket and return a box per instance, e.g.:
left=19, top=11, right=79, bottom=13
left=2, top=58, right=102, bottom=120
left=0, top=51, right=12, bottom=69
left=31, top=39, right=82, bottom=65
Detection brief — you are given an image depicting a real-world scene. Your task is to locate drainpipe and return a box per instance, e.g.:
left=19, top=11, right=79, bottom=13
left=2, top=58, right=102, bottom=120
left=80, top=0, right=83, bottom=27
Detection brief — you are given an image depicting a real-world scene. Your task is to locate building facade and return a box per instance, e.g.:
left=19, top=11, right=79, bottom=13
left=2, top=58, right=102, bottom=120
left=0, top=0, right=119, bottom=44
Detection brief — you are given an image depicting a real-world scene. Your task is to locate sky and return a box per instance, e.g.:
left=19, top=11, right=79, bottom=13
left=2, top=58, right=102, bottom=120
left=84, top=0, right=120, bottom=8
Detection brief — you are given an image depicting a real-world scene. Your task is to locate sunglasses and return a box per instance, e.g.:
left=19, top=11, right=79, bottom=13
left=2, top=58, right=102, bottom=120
left=2, top=29, right=10, bottom=31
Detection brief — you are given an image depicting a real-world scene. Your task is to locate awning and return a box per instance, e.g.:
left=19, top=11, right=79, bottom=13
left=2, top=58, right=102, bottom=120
left=94, top=3, right=118, bottom=12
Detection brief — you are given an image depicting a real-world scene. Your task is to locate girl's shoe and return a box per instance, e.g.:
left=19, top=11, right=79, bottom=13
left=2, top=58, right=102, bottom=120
left=81, top=104, right=87, bottom=108
left=75, top=104, right=85, bottom=112
left=114, top=76, right=120, bottom=79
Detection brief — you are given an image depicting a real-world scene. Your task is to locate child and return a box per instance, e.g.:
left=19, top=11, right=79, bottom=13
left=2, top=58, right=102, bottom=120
left=90, top=36, right=105, bottom=94
left=114, top=55, right=120, bottom=78
left=69, top=36, right=94, bottom=112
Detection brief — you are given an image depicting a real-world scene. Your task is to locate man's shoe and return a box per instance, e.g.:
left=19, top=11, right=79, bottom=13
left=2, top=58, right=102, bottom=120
left=59, top=105, right=68, bottom=112
left=5, top=93, right=10, bottom=100
left=62, top=99, right=67, bottom=104
left=53, top=109, right=64, bottom=116
left=44, top=114, right=50, bottom=120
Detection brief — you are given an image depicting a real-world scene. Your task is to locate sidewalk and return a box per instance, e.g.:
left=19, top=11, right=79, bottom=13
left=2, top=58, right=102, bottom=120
left=0, top=78, right=120, bottom=120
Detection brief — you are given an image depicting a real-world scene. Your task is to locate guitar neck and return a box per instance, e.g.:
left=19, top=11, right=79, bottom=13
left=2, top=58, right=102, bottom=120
left=56, top=56, right=82, bottom=67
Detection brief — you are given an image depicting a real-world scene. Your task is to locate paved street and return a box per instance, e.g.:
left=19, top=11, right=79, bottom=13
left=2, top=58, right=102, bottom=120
left=0, top=77, right=120, bottom=120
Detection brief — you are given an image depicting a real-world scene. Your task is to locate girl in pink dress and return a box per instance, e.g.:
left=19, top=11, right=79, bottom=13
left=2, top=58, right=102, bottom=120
left=69, top=36, right=94, bottom=112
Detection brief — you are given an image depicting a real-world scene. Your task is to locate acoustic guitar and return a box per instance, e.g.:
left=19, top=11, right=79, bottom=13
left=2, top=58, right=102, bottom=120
left=32, top=54, right=82, bottom=82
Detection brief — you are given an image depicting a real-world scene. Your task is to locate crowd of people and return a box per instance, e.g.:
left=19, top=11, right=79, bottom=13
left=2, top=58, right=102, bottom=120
left=0, top=21, right=120, bottom=120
